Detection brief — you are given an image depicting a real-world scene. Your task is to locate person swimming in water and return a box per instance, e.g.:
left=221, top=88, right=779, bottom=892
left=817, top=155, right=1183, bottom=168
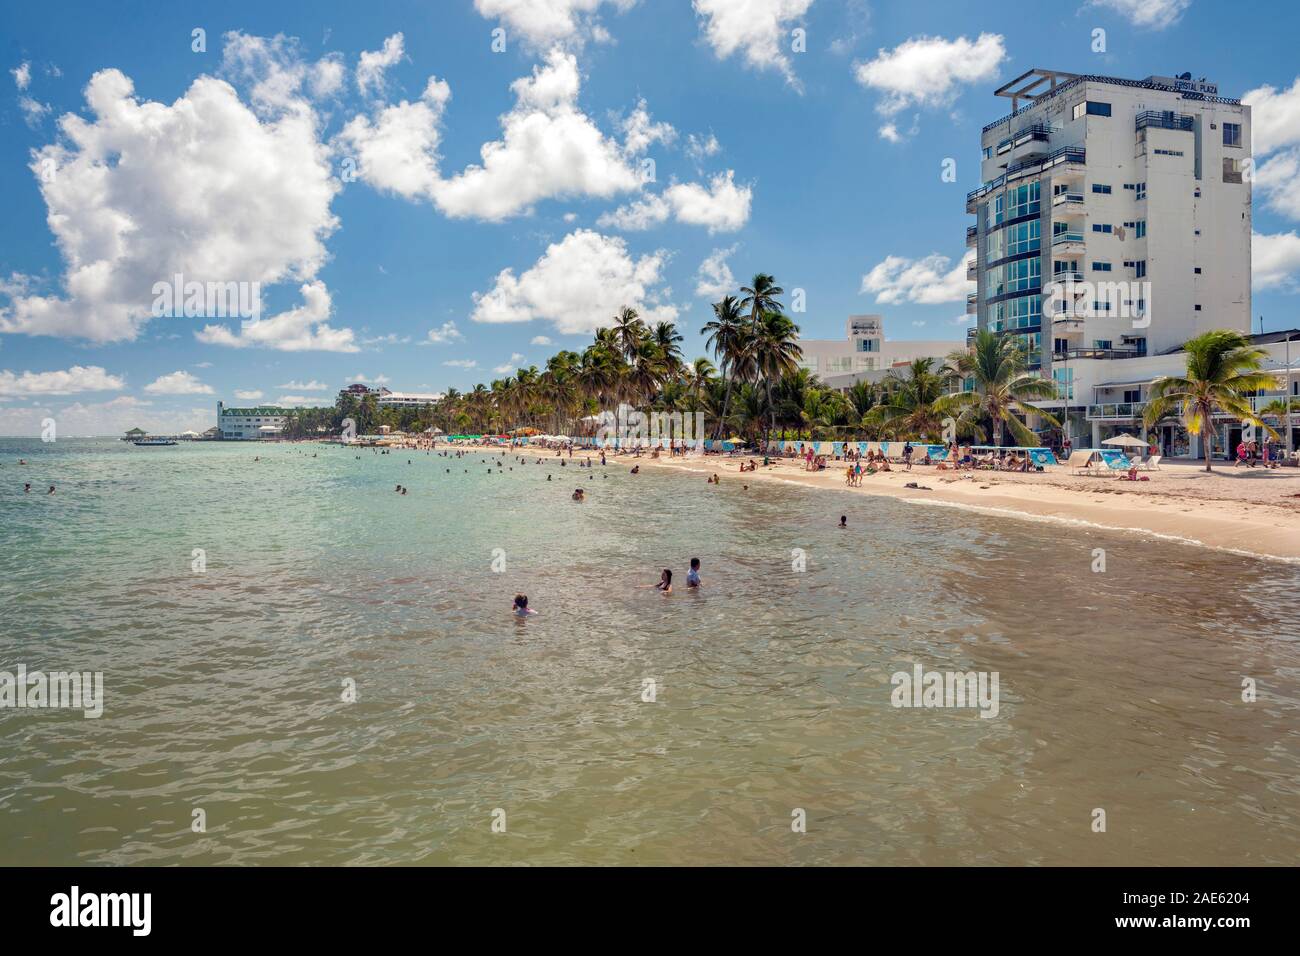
left=512, top=594, right=537, bottom=616
left=572, top=488, right=585, bottom=501
left=839, top=515, right=847, bottom=528
left=655, top=568, right=672, bottom=594
left=630, top=465, right=640, bottom=474
left=686, top=558, right=701, bottom=589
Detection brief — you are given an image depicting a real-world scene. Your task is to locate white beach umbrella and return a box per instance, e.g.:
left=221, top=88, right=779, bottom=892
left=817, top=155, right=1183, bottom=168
left=1102, top=433, right=1148, bottom=448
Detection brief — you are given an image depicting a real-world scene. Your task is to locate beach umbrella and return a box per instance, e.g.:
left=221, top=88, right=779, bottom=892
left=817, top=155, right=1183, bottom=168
left=1102, top=433, right=1148, bottom=448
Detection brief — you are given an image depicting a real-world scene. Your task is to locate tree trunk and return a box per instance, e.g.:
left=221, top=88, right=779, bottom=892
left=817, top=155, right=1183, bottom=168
left=716, top=375, right=735, bottom=440
left=1203, top=423, right=1213, bottom=472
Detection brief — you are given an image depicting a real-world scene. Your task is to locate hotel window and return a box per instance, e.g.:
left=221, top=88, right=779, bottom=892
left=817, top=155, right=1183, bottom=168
left=1195, top=304, right=1202, bottom=311
left=1123, top=389, right=1142, bottom=403
left=1153, top=148, right=1184, bottom=157
left=987, top=194, right=1004, bottom=228
left=855, top=338, right=879, bottom=352
left=1092, top=223, right=1113, bottom=233
left=1136, top=182, right=1147, bottom=200
left=826, top=357, right=853, bottom=373
left=1194, top=267, right=1202, bottom=274
left=985, top=229, right=1004, bottom=261
left=1223, top=122, right=1242, bottom=147
left=982, top=146, right=993, bottom=160
left=1121, top=219, right=1147, bottom=238
left=1007, top=220, right=1041, bottom=256
left=1007, top=181, right=1040, bottom=219
left=1223, top=157, right=1244, bottom=184
left=1005, top=257, right=1041, bottom=293
left=1091, top=184, right=1112, bottom=194
left=1092, top=262, right=1112, bottom=272
left=1052, top=367, right=1074, bottom=400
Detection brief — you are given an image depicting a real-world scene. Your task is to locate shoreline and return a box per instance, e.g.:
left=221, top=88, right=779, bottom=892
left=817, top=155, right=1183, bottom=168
left=453, top=442, right=1300, bottom=563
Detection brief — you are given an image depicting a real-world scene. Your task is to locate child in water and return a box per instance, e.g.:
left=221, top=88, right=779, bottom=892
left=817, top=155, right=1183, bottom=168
left=655, top=569, right=672, bottom=594
left=686, top=558, right=701, bottom=589
left=512, top=594, right=537, bottom=616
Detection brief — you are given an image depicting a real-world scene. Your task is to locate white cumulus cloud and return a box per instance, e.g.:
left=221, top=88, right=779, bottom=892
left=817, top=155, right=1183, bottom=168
left=0, top=365, right=125, bottom=397
left=693, top=0, right=814, bottom=89
left=598, top=170, right=751, bottom=232
left=860, top=250, right=973, bottom=305
left=474, top=0, right=637, bottom=49
left=472, top=228, right=676, bottom=335
left=695, top=245, right=737, bottom=298
left=854, top=33, right=1006, bottom=122
left=143, top=370, right=214, bottom=395
left=1253, top=231, right=1300, bottom=292
left=1089, top=0, right=1191, bottom=30
left=1, top=51, right=342, bottom=345
left=356, top=33, right=405, bottom=99
left=196, top=281, right=357, bottom=352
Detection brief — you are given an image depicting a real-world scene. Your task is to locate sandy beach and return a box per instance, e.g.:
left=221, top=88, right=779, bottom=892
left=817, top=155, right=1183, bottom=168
left=454, top=442, right=1300, bottom=562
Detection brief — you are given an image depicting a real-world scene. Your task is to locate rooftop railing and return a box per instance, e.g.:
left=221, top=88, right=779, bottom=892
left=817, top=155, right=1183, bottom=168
left=1135, top=110, right=1195, bottom=132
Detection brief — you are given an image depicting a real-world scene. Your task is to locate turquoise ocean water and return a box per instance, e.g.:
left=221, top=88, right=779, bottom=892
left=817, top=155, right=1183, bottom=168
left=1, top=437, right=1297, bottom=865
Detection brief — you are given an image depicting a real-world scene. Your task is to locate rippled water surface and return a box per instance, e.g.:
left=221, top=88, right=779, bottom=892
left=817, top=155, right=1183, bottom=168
left=1, top=437, right=1297, bottom=865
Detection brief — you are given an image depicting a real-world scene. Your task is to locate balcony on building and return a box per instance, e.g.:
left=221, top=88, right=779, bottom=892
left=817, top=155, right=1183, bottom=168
left=966, top=292, right=978, bottom=315
left=1050, top=230, right=1086, bottom=257
left=1055, top=345, right=1142, bottom=362
left=1135, top=110, right=1195, bottom=133
left=1087, top=401, right=1146, bottom=421
left=967, top=145, right=1083, bottom=214
left=1051, top=189, right=1086, bottom=213
left=996, top=123, right=1054, bottom=166
left=967, top=258, right=978, bottom=281
left=966, top=224, right=978, bottom=247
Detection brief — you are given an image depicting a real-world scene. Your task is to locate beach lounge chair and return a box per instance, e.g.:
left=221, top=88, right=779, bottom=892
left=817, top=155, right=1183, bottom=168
left=1100, top=450, right=1131, bottom=473
left=1066, top=450, right=1098, bottom=475
left=1141, top=454, right=1162, bottom=471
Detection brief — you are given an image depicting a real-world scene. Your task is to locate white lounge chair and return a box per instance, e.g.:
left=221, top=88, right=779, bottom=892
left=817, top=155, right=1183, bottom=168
left=1065, top=450, right=1097, bottom=475
left=1142, top=454, right=1162, bottom=471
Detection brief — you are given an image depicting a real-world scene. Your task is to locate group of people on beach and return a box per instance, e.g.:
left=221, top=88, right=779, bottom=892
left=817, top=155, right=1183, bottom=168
left=1235, top=439, right=1282, bottom=468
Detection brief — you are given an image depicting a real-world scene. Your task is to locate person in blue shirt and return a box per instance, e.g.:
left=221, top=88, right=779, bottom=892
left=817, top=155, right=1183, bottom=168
left=686, top=558, right=701, bottom=589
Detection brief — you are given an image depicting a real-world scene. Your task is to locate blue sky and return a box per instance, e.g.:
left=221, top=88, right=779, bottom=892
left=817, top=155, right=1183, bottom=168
left=3, top=0, right=1300, bottom=434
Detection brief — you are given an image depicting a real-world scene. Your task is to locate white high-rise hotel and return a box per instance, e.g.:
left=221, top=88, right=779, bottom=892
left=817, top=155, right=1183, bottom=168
left=965, top=68, right=1291, bottom=455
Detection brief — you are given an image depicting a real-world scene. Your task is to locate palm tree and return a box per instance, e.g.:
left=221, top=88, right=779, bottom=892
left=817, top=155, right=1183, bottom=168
left=865, top=358, right=952, bottom=440
left=651, top=321, right=685, bottom=379
left=702, top=295, right=748, bottom=438
left=940, top=329, right=1060, bottom=447
left=687, top=357, right=716, bottom=412
left=739, top=273, right=784, bottom=335
left=1143, top=329, right=1279, bottom=472
left=611, top=307, right=646, bottom=366
left=753, top=311, right=803, bottom=445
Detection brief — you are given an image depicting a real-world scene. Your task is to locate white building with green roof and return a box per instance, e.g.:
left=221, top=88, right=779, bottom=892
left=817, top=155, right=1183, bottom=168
left=217, top=401, right=290, bottom=440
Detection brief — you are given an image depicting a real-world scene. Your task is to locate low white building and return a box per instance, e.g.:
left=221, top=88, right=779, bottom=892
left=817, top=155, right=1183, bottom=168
left=378, top=391, right=443, bottom=408
left=216, top=401, right=289, bottom=440
left=1078, top=329, right=1300, bottom=457
left=799, top=315, right=963, bottom=389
